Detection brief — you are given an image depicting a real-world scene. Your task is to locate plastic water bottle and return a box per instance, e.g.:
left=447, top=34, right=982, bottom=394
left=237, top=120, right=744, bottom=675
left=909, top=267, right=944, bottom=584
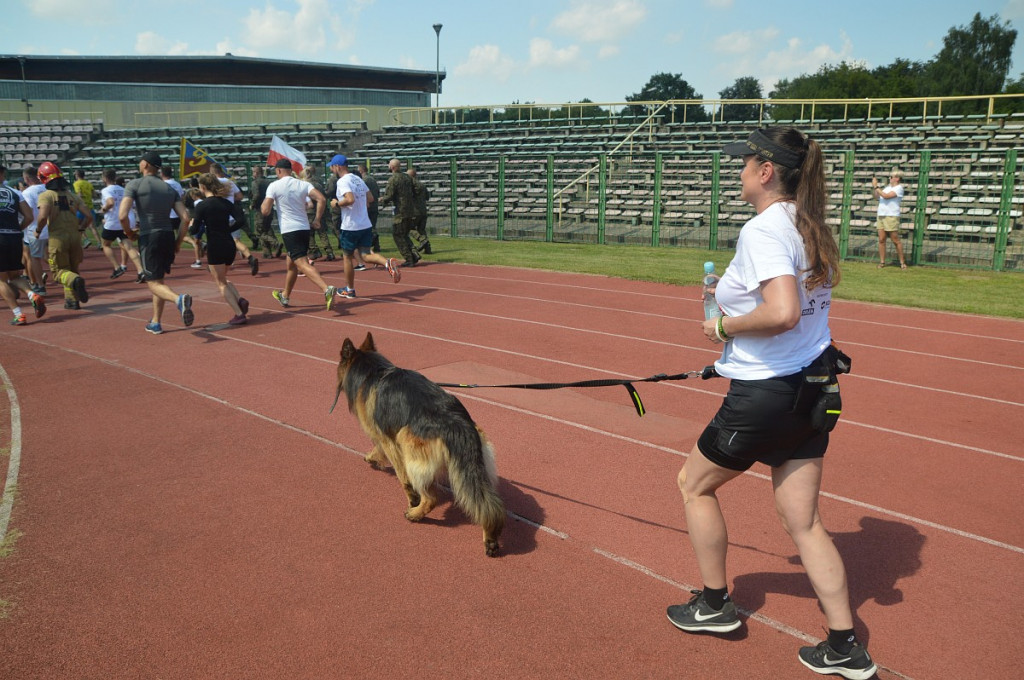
left=702, top=261, right=722, bottom=320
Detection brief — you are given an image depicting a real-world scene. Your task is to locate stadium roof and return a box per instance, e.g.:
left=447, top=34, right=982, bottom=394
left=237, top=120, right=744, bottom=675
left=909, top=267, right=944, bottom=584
left=0, top=54, right=443, bottom=93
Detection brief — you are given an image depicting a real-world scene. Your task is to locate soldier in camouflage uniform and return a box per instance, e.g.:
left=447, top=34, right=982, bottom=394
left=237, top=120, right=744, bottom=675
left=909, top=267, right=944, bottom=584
left=378, top=158, right=419, bottom=266
left=407, top=168, right=432, bottom=255
left=303, top=163, right=335, bottom=261
left=251, top=165, right=280, bottom=258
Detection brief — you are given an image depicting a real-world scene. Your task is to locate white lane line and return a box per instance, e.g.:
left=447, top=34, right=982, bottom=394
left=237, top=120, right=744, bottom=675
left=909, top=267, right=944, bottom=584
left=13, top=319, right=1023, bottom=554
left=421, top=267, right=1024, bottom=344
left=0, top=361, right=23, bottom=546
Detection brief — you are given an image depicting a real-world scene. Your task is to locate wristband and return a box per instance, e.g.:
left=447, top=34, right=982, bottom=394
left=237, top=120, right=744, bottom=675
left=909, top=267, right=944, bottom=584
left=715, top=315, right=732, bottom=342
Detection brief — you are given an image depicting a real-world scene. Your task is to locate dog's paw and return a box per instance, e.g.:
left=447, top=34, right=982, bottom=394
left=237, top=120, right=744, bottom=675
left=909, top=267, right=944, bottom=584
left=485, top=540, right=500, bottom=557
left=404, top=508, right=425, bottom=522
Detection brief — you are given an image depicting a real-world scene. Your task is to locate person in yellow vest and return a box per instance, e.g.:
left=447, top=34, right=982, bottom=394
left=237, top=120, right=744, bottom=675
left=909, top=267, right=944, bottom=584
left=73, top=169, right=102, bottom=248
left=35, top=162, right=91, bottom=310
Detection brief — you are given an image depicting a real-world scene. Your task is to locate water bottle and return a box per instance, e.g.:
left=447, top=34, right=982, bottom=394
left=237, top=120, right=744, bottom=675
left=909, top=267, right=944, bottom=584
left=702, top=261, right=722, bottom=320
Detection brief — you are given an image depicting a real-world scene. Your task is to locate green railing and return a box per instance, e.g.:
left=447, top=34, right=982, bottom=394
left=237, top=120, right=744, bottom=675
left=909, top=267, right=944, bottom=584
left=368, top=147, right=1022, bottom=272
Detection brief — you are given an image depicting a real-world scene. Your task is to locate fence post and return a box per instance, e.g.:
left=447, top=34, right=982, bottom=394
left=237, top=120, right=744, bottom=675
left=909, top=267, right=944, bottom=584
left=546, top=154, right=554, bottom=242
left=449, top=157, right=458, bottom=237
left=994, top=148, right=1017, bottom=271
left=651, top=152, right=663, bottom=246
left=709, top=152, right=721, bottom=251
left=497, top=155, right=506, bottom=241
left=598, top=154, right=607, bottom=245
left=912, top=150, right=931, bottom=267
left=839, top=150, right=854, bottom=259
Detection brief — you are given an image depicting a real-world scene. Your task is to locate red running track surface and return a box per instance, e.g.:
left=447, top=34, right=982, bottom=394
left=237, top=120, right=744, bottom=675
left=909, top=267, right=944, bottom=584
left=0, top=251, right=1021, bottom=679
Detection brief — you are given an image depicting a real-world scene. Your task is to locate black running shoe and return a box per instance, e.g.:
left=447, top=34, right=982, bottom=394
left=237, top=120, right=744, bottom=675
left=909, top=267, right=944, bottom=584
left=71, top=276, right=89, bottom=303
left=64, top=299, right=80, bottom=310
left=248, top=254, right=259, bottom=276
left=666, top=590, right=741, bottom=633
left=798, top=641, right=877, bottom=679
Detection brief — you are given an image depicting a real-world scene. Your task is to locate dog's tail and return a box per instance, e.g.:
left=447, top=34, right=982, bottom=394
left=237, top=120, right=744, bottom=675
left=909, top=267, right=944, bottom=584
left=444, top=425, right=505, bottom=557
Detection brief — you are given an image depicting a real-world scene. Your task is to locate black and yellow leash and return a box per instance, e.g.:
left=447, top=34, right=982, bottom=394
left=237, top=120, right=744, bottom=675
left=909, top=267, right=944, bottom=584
left=436, top=366, right=720, bottom=418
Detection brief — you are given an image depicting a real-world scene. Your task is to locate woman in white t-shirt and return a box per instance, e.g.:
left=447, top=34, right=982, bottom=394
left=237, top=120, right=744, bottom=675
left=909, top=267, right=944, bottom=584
left=666, top=128, right=877, bottom=680
left=872, top=169, right=907, bottom=269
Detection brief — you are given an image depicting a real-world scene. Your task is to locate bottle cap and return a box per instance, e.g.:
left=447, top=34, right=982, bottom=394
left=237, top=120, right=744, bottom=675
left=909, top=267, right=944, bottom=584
left=703, top=261, right=715, bottom=274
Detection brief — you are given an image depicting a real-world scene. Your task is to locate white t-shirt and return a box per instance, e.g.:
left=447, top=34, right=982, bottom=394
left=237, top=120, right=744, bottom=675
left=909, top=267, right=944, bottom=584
left=21, top=183, right=46, bottom=242
left=100, top=184, right=126, bottom=232
left=877, top=183, right=904, bottom=217
left=712, top=202, right=832, bottom=380
left=218, top=177, right=240, bottom=203
left=266, top=176, right=314, bottom=234
left=336, top=173, right=372, bottom=231
left=164, top=178, right=184, bottom=218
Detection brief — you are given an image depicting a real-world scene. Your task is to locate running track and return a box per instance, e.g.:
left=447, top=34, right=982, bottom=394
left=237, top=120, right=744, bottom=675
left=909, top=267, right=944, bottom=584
left=0, top=247, right=1021, bottom=679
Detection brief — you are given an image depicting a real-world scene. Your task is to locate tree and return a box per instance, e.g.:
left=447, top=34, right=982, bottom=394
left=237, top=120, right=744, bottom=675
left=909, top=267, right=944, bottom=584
left=718, top=76, right=763, bottom=122
left=625, top=72, right=709, bottom=121
left=770, top=62, right=880, bottom=119
left=924, top=13, right=1017, bottom=113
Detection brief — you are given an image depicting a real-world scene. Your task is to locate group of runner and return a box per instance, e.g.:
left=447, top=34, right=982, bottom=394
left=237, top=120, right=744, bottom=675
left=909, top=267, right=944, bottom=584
left=1, top=151, right=409, bottom=331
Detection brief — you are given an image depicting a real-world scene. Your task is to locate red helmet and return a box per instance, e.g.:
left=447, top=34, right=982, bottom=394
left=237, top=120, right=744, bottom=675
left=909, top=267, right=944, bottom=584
left=38, top=161, right=63, bottom=184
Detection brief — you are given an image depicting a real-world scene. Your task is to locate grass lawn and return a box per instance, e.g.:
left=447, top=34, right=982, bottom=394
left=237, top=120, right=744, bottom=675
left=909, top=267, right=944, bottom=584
left=424, top=237, right=1024, bottom=319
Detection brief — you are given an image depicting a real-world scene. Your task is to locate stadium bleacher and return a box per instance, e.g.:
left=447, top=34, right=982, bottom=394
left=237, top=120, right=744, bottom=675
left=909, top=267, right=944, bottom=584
left=1, top=110, right=1021, bottom=270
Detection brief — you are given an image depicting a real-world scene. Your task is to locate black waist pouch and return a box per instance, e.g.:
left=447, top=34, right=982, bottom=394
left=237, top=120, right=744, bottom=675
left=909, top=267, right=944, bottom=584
left=792, top=343, right=851, bottom=433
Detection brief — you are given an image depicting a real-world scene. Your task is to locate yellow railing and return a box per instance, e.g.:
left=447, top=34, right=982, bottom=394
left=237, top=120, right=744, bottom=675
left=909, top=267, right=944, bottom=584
left=389, top=93, right=1024, bottom=127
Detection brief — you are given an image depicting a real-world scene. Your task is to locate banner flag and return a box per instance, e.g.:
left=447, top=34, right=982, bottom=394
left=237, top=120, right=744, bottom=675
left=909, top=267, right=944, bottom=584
left=267, top=135, right=307, bottom=173
left=179, top=138, right=216, bottom=179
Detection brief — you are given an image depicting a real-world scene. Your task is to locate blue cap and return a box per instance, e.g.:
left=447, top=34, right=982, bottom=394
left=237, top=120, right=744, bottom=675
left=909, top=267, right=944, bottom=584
left=704, top=261, right=715, bottom=274
left=328, top=154, right=348, bottom=167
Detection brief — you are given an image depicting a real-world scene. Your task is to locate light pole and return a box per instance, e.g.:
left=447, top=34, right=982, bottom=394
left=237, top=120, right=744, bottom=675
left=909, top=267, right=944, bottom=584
left=433, top=23, right=442, bottom=123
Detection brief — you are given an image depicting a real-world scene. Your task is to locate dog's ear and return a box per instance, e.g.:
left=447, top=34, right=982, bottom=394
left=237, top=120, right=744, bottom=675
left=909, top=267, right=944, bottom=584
left=340, top=337, right=356, bottom=361
left=360, top=332, right=376, bottom=352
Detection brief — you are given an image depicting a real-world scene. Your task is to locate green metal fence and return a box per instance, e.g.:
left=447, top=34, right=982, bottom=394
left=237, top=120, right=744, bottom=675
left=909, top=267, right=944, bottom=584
left=369, top=147, right=1023, bottom=272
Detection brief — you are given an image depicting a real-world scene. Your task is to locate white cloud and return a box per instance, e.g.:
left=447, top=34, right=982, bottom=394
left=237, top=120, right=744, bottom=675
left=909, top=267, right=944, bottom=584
left=713, top=28, right=780, bottom=55
left=529, top=38, right=583, bottom=69
left=1003, top=0, right=1024, bottom=21
left=454, top=44, right=517, bottom=82
left=243, top=0, right=353, bottom=55
left=598, top=45, right=620, bottom=58
left=710, top=28, right=856, bottom=94
left=135, top=31, right=190, bottom=56
left=133, top=32, right=257, bottom=58
left=550, top=0, right=647, bottom=42
left=27, top=0, right=115, bottom=24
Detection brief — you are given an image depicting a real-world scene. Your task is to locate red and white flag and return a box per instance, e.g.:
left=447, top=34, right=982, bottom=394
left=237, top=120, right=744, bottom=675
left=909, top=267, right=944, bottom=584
left=267, top=135, right=307, bottom=173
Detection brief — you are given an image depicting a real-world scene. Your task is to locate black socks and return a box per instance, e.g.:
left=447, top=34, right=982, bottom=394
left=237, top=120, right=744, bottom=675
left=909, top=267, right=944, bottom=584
left=702, top=586, right=729, bottom=611
left=827, top=628, right=857, bottom=655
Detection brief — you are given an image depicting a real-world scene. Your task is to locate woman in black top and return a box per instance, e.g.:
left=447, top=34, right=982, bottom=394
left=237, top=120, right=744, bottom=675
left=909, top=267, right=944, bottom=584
left=191, top=173, right=249, bottom=325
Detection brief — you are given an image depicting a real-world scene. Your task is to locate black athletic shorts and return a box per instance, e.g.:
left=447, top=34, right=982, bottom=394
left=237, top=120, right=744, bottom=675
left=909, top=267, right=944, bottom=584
left=101, top=228, right=123, bottom=242
left=0, top=233, right=24, bottom=272
left=206, top=232, right=237, bottom=266
left=282, top=230, right=310, bottom=261
left=697, top=373, right=828, bottom=472
left=138, top=230, right=176, bottom=281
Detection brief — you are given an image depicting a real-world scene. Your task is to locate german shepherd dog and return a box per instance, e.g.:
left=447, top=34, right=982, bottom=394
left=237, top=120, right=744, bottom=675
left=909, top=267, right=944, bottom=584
left=332, top=333, right=505, bottom=557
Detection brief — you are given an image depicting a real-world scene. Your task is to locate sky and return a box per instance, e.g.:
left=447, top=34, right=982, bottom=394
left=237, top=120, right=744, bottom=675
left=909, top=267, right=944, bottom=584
left=4, top=0, right=1024, bottom=108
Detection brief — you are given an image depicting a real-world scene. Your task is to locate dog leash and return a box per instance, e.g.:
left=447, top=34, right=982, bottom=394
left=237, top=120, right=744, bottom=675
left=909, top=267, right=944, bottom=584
left=436, top=366, right=720, bottom=417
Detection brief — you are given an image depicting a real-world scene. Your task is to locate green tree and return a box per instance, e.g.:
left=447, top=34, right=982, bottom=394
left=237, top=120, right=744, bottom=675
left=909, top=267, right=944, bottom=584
left=626, top=72, right=709, bottom=121
left=770, top=62, right=879, bottom=119
left=924, top=13, right=1017, bottom=113
left=718, top=76, right=763, bottom=122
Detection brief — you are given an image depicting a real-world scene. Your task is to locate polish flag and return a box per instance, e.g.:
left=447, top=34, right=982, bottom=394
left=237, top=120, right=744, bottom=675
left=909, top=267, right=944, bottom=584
left=267, top=135, right=307, bottom=173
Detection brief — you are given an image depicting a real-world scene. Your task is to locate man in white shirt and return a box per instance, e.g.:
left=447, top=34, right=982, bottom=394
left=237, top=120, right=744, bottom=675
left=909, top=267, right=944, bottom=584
left=328, top=154, right=400, bottom=299
left=19, top=166, right=47, bottom=294
left=100, top=168, right=143, bottom=280
left=261, top=158, right=338, bottom=311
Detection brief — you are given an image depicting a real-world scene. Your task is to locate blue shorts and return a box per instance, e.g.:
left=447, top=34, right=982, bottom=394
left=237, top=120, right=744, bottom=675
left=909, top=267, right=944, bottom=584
left=339, top=228, right=374, bottom=254
left=697, top=374, right=828, bottom=472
